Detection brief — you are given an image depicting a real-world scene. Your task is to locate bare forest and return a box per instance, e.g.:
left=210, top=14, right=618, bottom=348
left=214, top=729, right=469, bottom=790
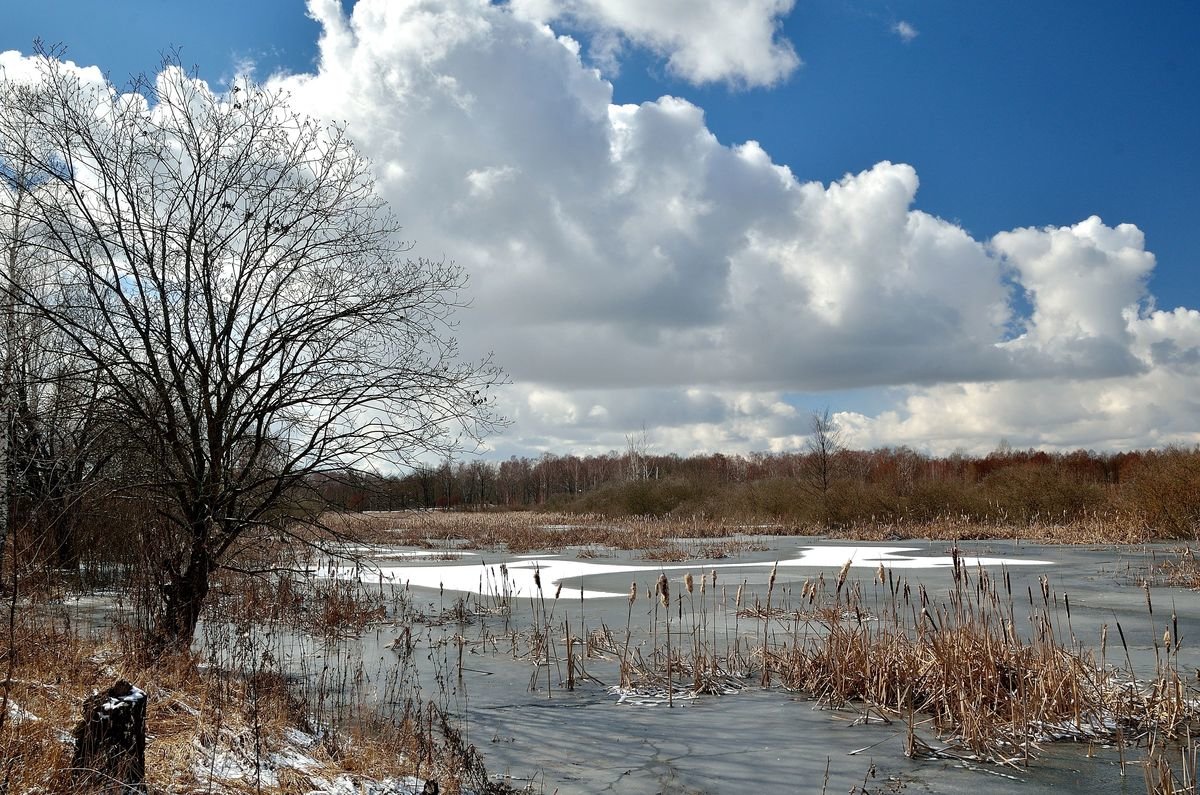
left=321, top=443, right=1200, bottom=540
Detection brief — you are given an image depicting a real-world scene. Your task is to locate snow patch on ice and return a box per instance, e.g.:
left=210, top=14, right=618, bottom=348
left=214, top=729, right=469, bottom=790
left=318, top=545, right=1051, bottom=600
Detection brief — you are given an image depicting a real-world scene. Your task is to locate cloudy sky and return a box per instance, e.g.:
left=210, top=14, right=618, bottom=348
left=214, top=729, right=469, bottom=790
left=5, top=0, right=1200, bottom=458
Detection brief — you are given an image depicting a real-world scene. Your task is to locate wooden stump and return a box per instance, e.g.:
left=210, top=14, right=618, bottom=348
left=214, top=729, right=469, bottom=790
left=71, top=679, right=148, bottom=794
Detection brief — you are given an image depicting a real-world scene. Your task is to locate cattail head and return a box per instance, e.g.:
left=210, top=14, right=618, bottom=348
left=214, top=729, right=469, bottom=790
left=735, top=582, right=744, bottom=609
left=876, top=563, right=885, bottom=585
left=685, top=573, right=694, bottom=594
left=768, top=562, right=778, bottom=594
left=554, top=582, right=563, bottom=599
left=533, top=568, right=542, bottom=591
left=629, top=582, right=637, bottom=605
left=711, top=568, right=718, bottom=587
left=836, top=559, right=852, bottom=592
left=657, top=573, right=669, bottom=607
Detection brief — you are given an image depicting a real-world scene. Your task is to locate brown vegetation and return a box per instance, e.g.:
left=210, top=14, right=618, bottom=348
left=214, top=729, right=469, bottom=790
left=570, top=556, right=1200, bottom=776
left=0, top=563, right=509, bottom=794
left=320, top=508, right=1151, bottom=556
left=319, top=446, right=1200, bottom=541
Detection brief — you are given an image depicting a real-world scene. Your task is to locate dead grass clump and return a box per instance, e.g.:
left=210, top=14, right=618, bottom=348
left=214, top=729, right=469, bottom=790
left=1144, top=733, right=1199, bottom=794
left=586, top=558, right=1200, bottom=772
left=206, top=571, right=391, bottom=640
left=574, top=545, right=614, bottom=559
left=1151, top=547, right=1200, bottom=589
left=640, top=545, right=690, bottom=562
left=829, top=511, right=1152, bottom=545
left=766, top=563, right=1200, bottom=766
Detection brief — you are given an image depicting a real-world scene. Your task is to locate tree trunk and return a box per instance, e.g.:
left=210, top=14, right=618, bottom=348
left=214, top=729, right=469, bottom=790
left=71, top=679, right=148, bottom=794
left=54, top=520, right=80, bottom=571
left=49, top=503, right=80, bottom=571
left=155, top=538, right=212, bottom=653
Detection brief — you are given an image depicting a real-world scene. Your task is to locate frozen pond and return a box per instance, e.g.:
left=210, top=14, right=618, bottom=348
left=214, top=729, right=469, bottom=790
left=280, top=537, right=1200, bottom=793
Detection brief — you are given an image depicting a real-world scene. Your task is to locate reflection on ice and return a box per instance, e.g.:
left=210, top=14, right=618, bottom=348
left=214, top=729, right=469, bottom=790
left=318, top=545, right=1052, bottom=601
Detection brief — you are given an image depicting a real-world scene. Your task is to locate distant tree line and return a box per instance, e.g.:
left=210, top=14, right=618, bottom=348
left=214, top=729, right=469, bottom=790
left=314, top=443, right=1200, bottom=538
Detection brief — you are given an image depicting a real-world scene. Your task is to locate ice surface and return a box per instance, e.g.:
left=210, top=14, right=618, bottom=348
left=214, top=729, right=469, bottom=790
left=317, top=544, right=1051, bottom=600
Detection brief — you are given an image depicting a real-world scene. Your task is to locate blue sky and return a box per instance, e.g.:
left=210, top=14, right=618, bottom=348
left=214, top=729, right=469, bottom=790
left=616, top=1, right=1200, bottom=309
left=4, top=1, right=1200, bottom=456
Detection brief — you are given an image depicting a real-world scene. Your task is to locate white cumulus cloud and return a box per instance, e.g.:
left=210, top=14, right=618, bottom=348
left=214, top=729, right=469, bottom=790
left=10, top=0, right=1196, bottom=458
left=507, top=0, right=801, bottom=87
left=261, top=0, right=1200, bottom=456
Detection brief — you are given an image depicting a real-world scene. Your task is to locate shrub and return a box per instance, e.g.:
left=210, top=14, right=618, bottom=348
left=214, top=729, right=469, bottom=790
left=1118, top=448, right=1200, bottom=539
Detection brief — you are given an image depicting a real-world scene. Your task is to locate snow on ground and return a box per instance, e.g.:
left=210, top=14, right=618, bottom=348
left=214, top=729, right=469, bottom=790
left=190, top=725, right=445, bottom=794
left=5, top=701, right=40, bottom=725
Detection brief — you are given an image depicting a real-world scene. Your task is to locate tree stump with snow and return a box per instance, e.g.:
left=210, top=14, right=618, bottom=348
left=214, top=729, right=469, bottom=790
left=71, top=679, right=148, bottom=794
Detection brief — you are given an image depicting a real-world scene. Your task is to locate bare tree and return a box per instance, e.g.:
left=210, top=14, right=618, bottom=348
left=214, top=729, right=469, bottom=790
left=804, top=407, right=842, bottom=500
left=0, top=53, right=502, bottom=649
left=0, top=158, right=20, bottom=576
left=0, top=87, right=52, bottom=578
left=625, top=425, right=650, bottom=482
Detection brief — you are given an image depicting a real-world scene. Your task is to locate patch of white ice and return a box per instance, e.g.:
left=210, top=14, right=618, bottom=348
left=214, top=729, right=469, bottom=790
left=317, top=545, right=1050, bottom=600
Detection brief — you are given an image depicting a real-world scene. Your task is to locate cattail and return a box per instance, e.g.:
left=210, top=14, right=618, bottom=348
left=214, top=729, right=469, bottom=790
left=836, top=559, right=852, bottom=592
left=629, top=582, right=637, bottom=604
left=735, top=582, right=744, bottom=609
left=768, top=562, right=778, bottom=594
left=711, top=568, right=718, bottom=587
left=877, top=563, right=885, bottom=585
left=555, top=582, right=563, bottom=599
left=533, top=568, right=542, bottom=591
left=685, top=573, right=694, bottom=594
left=658, top=573, right=669, bottom=607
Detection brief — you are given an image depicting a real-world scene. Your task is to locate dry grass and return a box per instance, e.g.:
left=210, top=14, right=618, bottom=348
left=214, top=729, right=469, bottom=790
left=0, top=574, right=509, bottom=795
left=1145, top=733, right=1200, bottom=794
left=205, top=569, right=393, bottom=640
left=0, top=620, right=340, bottom=794
left=565, top=552, right=1200, bottom=773
left=324, top=509, right=1159, bottom=554
left=1150, top=547, right=1200, bottom=589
